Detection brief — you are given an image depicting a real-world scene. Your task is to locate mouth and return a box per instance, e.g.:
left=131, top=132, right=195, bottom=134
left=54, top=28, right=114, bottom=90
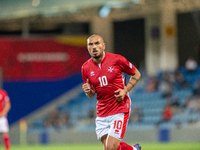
left=92, top=50, right=98, bottom=55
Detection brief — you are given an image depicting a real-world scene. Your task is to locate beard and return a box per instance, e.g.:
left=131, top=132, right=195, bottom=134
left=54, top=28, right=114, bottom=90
left=92, top=53, right=102, bottom=59
left=93, top=54, right=101, bottom=59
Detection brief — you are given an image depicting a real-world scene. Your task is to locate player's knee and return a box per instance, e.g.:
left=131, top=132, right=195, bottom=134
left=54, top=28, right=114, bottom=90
left=106, top=146, right=115, bottom=150
left=106, top=143, right=118, bottom=150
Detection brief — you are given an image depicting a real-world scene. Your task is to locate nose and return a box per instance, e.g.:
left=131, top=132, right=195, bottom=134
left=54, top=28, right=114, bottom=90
left=92, top=45, right=97, bottom=49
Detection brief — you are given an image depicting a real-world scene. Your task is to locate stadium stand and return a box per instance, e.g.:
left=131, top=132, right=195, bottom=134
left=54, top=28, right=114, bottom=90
left=29, top=66, right=200, bottom=132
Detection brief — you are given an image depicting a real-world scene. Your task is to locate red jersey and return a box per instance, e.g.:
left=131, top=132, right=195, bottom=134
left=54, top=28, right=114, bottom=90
left=81, top=52, right=136, bottom=117
left=0, top=90, right=10, bottom=112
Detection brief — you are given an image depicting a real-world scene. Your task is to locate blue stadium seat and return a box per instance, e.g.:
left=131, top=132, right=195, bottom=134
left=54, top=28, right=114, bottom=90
left=30, top=66, right=200, bottom=131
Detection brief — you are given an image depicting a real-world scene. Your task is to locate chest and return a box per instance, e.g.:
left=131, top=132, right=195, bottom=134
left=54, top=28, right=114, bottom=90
left=88, top=62, right=122, bottom=87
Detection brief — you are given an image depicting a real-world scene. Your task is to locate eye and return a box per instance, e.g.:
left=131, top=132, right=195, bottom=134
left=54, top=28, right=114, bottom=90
left=95, top=42, right=100, bottom=45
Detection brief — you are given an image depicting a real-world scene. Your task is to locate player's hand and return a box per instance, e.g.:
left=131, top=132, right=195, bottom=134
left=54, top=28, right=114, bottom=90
left=82, top=79, right=91, bottom=95
left=114, top=89, right=127, bottom=101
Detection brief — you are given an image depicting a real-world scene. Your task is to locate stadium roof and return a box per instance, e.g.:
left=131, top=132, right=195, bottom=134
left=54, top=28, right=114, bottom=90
left=0, top=0, right=200, bottom=20
left=0, top=0, right=200, bottom=32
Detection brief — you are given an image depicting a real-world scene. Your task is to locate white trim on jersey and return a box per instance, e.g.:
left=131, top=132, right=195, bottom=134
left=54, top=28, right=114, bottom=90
left=121, top=72, right=131, bottom=111
left=121, top=72, right=126, bottom=88
left=98, top=63, right=101, bottom=69
left=129, top=62, right=132, bottom=69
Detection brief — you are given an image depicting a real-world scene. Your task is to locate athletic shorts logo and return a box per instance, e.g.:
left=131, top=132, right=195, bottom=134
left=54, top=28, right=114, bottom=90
left=114, top=129, right=119, bottom=135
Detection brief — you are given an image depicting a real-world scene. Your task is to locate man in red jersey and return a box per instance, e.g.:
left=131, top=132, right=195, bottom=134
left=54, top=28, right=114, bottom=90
left=82, top=34, right=141, bottom=150
left=0, top=89, right=11, bottom=150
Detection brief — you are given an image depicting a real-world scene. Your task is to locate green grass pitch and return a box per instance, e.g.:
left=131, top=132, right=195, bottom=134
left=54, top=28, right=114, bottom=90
left=5, top=142, right=200, bottom=150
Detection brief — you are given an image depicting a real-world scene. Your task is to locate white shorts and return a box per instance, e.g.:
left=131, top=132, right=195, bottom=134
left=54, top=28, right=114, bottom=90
left=0, top=117, right=9, bottom=132
left=95, top=112, right=130, bottom=141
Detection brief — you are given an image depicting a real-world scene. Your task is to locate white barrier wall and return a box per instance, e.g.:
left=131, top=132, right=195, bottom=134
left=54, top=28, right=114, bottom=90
left=9, top=128, right=200, bottom=145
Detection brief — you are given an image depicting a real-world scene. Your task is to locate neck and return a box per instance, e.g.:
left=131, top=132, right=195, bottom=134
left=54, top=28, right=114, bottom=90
left=93, top=52, right=105, bottom=64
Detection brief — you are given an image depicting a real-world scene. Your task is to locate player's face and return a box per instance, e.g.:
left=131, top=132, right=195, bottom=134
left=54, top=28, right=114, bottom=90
left=87, top=36, right=105, bottom=60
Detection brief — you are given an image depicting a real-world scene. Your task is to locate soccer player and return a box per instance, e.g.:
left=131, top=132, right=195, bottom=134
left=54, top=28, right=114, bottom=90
left=81, top=34, right=141, bottom=150
left=0, top=89, right=11, bottom=150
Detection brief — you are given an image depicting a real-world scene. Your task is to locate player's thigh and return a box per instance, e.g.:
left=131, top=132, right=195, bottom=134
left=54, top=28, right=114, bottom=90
left=101, top=134, right=120, bottom=150
left=101, top=134, right=108, bottom=150
left=106, top=135, right=121, bottom=150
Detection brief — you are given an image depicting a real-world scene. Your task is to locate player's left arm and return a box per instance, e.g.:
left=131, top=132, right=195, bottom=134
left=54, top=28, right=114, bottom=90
left=0, top=101, right=11, bottom=117
left=125, top=67, right=141, bottom=92
left=115, top=67, right=141, bottom=101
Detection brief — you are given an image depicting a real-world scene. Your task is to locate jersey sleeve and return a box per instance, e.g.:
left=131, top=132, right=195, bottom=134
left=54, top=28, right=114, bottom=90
left=118, top=55, right=136, bottom=75
left=81, top=65, right=87, bottom=83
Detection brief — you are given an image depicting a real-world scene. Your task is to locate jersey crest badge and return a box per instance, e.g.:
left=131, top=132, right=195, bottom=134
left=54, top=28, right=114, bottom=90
left=108, top=66, right=114, bottom=73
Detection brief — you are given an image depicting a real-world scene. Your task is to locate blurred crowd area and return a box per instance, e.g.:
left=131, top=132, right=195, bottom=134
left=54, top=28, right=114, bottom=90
left=29, top=56, right=200, bottom=132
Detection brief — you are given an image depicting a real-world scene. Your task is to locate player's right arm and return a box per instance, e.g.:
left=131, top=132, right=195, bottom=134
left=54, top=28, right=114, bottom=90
left=82, top=79, right=95, bottom=98
left=81, top=65, right=95, bottom=98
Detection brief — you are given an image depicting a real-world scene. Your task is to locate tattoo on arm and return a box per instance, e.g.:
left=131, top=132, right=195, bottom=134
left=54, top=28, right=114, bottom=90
left=131, top=77, right=139, bottom=82
left=128, top=82, right=135, bottom=87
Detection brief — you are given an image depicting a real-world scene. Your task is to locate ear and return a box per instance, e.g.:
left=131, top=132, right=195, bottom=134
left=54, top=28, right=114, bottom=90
left=103, top=43, right=106, bottom=49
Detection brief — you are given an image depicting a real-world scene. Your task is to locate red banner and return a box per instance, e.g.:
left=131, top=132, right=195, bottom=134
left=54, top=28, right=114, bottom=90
left=0, top=36, right=89, bottom=81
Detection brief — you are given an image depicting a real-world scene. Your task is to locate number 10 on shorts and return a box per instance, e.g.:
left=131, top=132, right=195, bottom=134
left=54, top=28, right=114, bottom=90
left=113, top=120, right=122, bottom=130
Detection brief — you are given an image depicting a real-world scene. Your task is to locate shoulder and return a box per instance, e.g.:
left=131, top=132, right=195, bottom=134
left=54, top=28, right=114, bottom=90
left=81, top=58, right=93, bottom=73
left=82, top=58, right=93, bottom=68
left=106, top=52, right=124, bottom=60
left=107, top=53, right=127, bottom=63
